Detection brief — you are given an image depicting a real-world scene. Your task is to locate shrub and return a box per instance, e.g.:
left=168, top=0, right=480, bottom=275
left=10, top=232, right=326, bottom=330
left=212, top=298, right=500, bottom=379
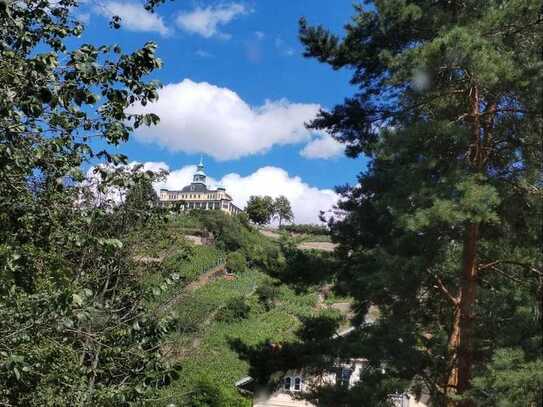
left=216, top=297, right=251, bottom=322
left=183, top=377, right=239, bottom=407
left=256, top=283, right=281, bottom=311
left=226, top=251, right=247, bottom=274
left=280, top=224, right=329, bottom=235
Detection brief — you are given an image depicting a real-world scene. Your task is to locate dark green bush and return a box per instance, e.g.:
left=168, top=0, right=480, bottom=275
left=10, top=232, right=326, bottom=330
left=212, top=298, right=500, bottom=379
left=226, top=251, right=247, bottom=274
left=216, top=297, right=251, bottom=323
left=256, top=282, right=281, bottom=311
left=185, top=377, right=228, bottom=407
left=280, top=224, right=329, bottom=235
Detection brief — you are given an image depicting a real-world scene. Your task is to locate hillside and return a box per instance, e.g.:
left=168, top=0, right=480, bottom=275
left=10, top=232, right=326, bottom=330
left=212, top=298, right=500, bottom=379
left=123, top=211, right=350, bottom=406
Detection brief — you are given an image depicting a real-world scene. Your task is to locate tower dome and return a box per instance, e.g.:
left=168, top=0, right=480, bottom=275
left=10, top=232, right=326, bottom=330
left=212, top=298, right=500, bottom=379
left=192, top=156, right=207, bottom=184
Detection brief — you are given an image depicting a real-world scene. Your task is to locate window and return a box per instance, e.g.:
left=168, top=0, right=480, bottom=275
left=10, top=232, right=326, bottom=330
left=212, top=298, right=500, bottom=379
left=339, top=367, right=352, bottom=387
left=294, top=377, right=302, bottom=391
left=283, top=377, right=292, bottom=391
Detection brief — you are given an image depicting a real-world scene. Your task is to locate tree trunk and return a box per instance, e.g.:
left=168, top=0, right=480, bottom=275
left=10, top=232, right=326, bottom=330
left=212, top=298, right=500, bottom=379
left=446, top=223, right=479, bottom=406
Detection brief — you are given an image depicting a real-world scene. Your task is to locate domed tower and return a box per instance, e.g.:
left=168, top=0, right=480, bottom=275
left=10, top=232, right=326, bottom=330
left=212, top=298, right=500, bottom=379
left=192, top=156, right=206, bottom=185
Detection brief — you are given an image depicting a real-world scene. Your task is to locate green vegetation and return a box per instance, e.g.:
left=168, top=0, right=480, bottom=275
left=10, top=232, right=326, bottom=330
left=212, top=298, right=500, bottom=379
left=154, top=254, right=322, bottom=406
left=272, top=195, right=294, bottom=227
left=2, top=1, right=539, bottom=406
left=245, top=195, right=294, bottom=226
left=225, top=250, right=248, bottom=274
left=163, top=245, right=224, bottom=283
left=245, top=195, right=275, bottom=225
left=298, top=1, right=542, bottom=405
left=0, top=0, right=170, bottom=404
left=113, top=210, right=334, bottom=406
left=280, top=224, right=329, bottom=236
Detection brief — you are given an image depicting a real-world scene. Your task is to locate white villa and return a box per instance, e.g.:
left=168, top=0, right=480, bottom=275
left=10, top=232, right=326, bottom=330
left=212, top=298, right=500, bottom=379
left=249, top=360, right=429, bottom=407
left=159, top=158, right=242, bottom=215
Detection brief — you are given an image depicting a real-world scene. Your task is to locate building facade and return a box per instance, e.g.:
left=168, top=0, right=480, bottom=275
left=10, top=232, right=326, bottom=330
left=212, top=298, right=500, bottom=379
left=250, top=359, right=430, bottom=407
left=159, top=159, right=242, bottom=215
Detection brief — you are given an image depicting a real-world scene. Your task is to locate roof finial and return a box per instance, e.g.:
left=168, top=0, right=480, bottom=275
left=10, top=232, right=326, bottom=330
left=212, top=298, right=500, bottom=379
left=199, top=154, right=204, bottom=167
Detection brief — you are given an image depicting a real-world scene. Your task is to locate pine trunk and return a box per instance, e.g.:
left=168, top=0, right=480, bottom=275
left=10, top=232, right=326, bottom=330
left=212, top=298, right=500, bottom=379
left=446, top=86, right=483, bottom=406
left=446, top=222, right=480, bottom=407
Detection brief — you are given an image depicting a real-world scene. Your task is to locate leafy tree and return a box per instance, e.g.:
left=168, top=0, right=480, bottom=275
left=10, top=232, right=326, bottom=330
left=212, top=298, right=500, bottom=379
left=299, top=1, right=542, bottom=406
left=273, top=195, right=294, bottom=227
left=245, top=195, right=275, bottom=225
left=122, top=166, right=163, bottom=226
left=124, top=168, right=160, bottom=210
left=0, top=0, right=174, bottom=404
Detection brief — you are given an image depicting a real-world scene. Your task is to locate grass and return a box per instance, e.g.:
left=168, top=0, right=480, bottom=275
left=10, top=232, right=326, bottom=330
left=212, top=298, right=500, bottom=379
left=156, top=269, right=319, bottom=406
left=140, top=244, right=224, bottom=310
left=129, top=213, right=336, bottom=406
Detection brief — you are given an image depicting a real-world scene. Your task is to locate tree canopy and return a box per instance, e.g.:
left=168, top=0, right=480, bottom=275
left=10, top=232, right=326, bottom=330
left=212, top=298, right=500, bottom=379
left=0, top=0, right=173, bottom=404
left=273, top=195, right=294, bottom=227
left=299, top=1, right=542, bottom=405
left=245, top=195, right=295, bottom=226
left=245, top=195, right=276, bottom=225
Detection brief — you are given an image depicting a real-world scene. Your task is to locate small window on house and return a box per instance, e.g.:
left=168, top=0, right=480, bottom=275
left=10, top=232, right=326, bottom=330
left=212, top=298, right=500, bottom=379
left=294, top=377, right=302, bottom=391
left=283, top=377, right=292, bottom=391
left=339, top=367, right=352, bottom=386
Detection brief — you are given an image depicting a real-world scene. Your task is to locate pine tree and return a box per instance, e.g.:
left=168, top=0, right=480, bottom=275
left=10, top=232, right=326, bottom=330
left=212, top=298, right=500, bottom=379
left=299, top=1, right=542, bottom=405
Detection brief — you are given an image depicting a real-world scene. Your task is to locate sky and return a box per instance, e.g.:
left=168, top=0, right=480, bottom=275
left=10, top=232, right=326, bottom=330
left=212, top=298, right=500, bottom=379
left=78, top=0, right=369, bottom=223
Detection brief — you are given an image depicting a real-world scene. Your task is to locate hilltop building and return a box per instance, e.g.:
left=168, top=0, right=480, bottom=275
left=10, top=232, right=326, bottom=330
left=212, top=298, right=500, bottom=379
left=159, top=158, right=242, bottom=215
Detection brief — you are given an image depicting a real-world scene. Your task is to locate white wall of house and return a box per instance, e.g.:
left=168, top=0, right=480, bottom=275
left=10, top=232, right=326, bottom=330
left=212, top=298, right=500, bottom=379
left=250, top=361, right=429, bottom=407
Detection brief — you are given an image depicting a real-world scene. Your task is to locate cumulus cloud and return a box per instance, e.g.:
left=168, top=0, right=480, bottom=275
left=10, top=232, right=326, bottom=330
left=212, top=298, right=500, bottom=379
left=151, top=163, right=338, bottom=224
left=129, top=79, right=323, bottom=161
left=95, top=1, right=171, bottom=36
left=175, top=3, right=248, bottom=39
left=300, top=133, right=344, bottom=159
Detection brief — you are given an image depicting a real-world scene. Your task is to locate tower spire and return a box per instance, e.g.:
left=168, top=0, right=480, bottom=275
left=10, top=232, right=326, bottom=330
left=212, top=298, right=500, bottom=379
left=193, top=155, right=206, bottom=184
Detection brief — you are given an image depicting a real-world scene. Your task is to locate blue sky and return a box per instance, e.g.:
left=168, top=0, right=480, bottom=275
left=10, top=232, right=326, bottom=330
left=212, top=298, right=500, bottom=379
left=79, top=1, right=368, bottom=223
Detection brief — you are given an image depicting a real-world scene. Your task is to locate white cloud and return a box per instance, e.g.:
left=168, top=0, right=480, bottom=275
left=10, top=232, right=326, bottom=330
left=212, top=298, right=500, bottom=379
left=175, top=3, right=248, bottom=39
left=77, top=12, right=91, bottom=24
left=195, top=49, right=214, bottom=58
left=220, top=167, right=338, bottom=224
left=300, top=134, right=344, bottom=159
left=152, top=163, right=338, bottom=224
left=128, top=79, right=323, bottom=161
left=95, top=1, right=171, bottom=36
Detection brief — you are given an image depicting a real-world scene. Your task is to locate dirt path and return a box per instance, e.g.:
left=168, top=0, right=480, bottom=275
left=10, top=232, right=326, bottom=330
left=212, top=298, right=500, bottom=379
left=158, top=263, right=225, bottom=314
left=258, top=229, right=337, bottom=252
left=184, top=263, right=225, bottom=292
left=259, top=229, right=281, bottom=239
left=297, top=241, right=337, bottom=252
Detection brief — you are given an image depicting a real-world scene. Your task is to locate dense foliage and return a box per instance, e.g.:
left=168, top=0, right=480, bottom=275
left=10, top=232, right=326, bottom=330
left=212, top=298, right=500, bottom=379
left=273, top=195, right=294, bottom=227
left=0, top=0, right=172, bottom=404
left=245, top=195, right=276, bottom=225
left=299, top=1, right=542, bottom=406
left=280, top=224, right=329, bottom=236
left=245, top=195, right=294, bottom=226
